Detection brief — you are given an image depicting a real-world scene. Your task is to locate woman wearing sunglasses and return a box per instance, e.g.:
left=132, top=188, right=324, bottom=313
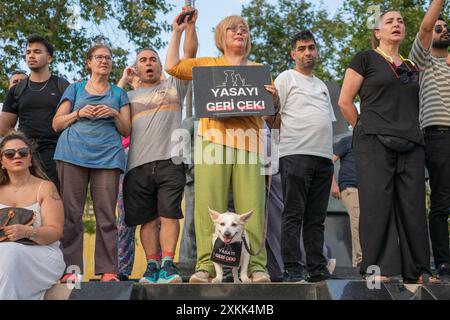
left=52, top=44, right=131, bottom=282
left=339, top=10, right=436, bottom=283
left=0, top=131, right=65, bottom=299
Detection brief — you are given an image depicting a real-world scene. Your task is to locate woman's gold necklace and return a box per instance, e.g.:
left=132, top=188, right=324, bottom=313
left=11, top=175, right=31, bottom=193
left=88, top=80, right=109, bottom=94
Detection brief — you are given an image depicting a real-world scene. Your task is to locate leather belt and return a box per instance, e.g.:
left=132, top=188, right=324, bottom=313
left=424, top=126, right=449, bottom=133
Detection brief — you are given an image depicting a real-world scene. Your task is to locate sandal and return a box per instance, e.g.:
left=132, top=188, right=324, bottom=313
left=101, top=273, right=120, bottom=282
left=362, top=273, right=390, bottom=282
left=404, top=273, right=440, bottom=284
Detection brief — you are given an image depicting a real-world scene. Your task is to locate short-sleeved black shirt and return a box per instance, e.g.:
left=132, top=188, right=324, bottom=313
left=3, top=75, right=68, bottom=142
left=348, top=50, right=424, bottom=145
left=333, top=135, right=357, bottom=191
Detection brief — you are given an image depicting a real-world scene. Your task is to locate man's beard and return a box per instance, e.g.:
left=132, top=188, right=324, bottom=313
left=301, top=59, right=315, bottom=70
left=432, top=37, right=450, bottom=49
left=28, top=64, right=47, bottom=72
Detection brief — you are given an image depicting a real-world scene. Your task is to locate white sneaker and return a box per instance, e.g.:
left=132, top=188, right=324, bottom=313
left=326, top=258, right=336, bottom=275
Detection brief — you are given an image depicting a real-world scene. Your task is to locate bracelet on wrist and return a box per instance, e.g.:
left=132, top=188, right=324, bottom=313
left=28, top=226, right=38, bottom=241
left=76, top=108, right=81, bottom=120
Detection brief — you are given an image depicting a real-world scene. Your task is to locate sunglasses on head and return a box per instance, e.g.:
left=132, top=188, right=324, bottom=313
left=396, top=68, right=419, bottom=84
left=435, top=25, right=450, bottom=34
left=1, top=147, right=31, bottom=160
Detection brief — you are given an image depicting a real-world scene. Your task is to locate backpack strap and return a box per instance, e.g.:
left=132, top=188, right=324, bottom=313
left=13, top=77, right=28, bottom=100
left=11, top=77, right=29, bottom=111
left=110, top=84, right=122, bottom=102
left=56, top=76, right=70, bottom=96
left=72, top=80, right=87, bottom=111
left=74, top=80, right=87, bottom=93
left=13, top=76, right=70, bottom=103
left=68, top=81, right=121, bottom=112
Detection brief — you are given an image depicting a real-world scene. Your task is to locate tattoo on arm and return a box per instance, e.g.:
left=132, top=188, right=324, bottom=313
left=50, top=186, right=62, bottom=201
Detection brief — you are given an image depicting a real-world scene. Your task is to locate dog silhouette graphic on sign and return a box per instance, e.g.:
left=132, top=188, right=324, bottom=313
left=221, top=70, right=247, bottom=87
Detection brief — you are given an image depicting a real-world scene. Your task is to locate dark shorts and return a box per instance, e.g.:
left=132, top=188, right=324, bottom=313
left=123, top=160, right=186, bottom=227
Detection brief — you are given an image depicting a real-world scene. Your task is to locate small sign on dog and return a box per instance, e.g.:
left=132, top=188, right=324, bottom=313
left=192, top=65, right=275, bottom=118
left=211, top=238, right=242, bottom=267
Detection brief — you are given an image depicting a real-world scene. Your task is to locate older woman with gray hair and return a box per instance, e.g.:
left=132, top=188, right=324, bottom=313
left=53, top=44, right=131, bottom=283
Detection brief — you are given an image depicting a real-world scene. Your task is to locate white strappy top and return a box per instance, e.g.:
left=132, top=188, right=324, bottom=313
left=0, top=182, right=60, bottom=248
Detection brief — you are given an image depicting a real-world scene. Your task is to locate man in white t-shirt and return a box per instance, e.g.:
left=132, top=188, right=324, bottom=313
left=274, top=30, right=336, bottom=283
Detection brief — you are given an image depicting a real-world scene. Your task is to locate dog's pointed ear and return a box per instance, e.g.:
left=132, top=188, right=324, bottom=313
left=208, top=207, right=221, bottom=222
left=239, top=210, right=253, bottom=224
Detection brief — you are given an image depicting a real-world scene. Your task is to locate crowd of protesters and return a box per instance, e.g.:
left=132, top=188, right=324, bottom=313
left=0, top=0, right=449, bottom=299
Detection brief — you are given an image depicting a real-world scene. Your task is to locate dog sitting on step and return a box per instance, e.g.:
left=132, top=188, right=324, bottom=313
left=209, top=207, right=253, bottom=284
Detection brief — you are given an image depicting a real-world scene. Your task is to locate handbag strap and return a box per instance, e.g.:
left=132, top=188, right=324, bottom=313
left=0, top=209, right=15, bottom=231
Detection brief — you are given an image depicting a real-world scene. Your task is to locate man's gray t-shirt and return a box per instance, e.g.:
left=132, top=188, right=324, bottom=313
left=275, top=69, right=336, bottom=160
left=127, top=77, right=188, bottom=172
left=409, top=33, right=450, bottom=129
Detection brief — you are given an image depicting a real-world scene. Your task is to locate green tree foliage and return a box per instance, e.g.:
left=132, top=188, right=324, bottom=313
left=0, top=0, right=173, bottom=100
left=242, top=0, right=450, bottom=82
left=242, top=0, right=347, bottom=80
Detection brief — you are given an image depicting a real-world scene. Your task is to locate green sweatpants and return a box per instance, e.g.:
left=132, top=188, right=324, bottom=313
left=194, top=139, right=267, bottom=276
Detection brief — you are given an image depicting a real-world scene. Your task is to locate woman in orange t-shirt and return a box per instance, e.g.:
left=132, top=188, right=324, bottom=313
left=166, top=11, right=279, bottom=283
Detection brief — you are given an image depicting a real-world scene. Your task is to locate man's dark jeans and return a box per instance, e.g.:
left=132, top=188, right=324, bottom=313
left=425, top=127, right=450, bottom=268
left=280, top=154, right=333, bottom=275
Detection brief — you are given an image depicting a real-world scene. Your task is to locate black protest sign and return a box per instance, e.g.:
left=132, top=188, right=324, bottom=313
left=210, top=238, right=242, bottom=267
left=193, top=65, right=275, bottom=118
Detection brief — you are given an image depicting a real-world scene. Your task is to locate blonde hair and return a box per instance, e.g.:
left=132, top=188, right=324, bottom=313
left=215, top=15, right=252, bottom=57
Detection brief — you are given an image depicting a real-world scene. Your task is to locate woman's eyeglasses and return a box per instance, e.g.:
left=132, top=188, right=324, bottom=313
left=434, top=25, right=450, bottom=34
left=93, top=55, right=113, bottom=62
left=1, top=148, right=31, bottom=160
left=227, top=24, right=249, bottom=35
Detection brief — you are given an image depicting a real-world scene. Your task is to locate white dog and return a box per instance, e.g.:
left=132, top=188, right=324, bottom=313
left=209, top=207, right=253, bottom=284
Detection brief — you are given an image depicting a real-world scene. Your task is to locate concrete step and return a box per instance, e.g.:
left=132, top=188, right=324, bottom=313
left=44, top=280, right=450, bottom=300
